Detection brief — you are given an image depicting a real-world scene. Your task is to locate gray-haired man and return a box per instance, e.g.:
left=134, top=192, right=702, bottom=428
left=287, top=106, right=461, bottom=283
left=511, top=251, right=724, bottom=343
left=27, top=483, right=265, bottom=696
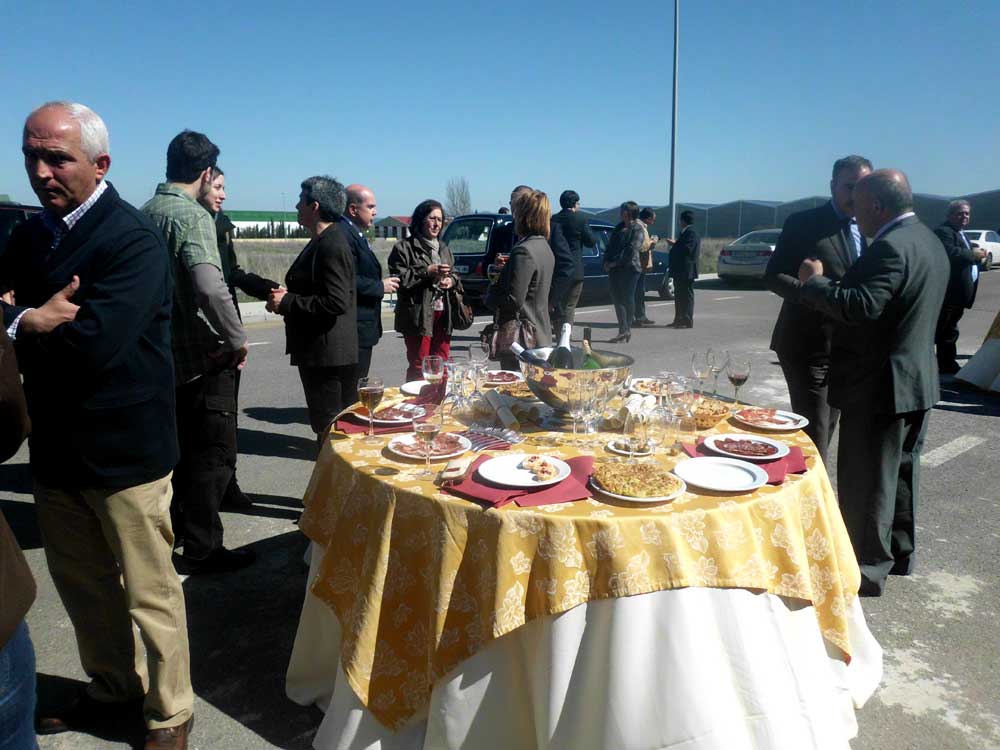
left=934, top=199, right=985, bottom=373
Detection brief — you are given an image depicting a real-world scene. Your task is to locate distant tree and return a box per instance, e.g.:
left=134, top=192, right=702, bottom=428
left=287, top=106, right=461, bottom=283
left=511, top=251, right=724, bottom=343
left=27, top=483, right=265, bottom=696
left=445, top=176, right=472, bottom=217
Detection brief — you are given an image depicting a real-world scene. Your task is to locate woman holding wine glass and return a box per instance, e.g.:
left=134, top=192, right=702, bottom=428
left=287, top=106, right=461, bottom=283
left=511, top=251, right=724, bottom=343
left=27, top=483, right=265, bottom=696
left=388, top=200, right=464, bottom=382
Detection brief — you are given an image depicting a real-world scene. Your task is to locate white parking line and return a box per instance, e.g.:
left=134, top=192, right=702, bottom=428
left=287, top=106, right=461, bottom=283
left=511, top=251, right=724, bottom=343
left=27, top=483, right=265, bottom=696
left=712, top=296, right=743, bottom=301
left=247, top=342, right=271, bottom=347
left=574, top=308, right=612, bottom=316
left=921, top=435, right=986, bottom=468
left=647, top=301, right=674, bottom=307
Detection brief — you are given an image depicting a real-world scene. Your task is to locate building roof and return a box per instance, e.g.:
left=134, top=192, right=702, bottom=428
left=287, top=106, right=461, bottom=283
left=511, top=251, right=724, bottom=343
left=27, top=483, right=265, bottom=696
left=375, top=216, right=411, bottom=226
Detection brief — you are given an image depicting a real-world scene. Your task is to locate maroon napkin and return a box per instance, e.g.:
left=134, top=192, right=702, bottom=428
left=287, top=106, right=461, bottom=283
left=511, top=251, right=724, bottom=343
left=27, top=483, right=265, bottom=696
left=681, top=439, right=807, bottom=485
left=443, top=455, right=593, bottom=508
left=413, top=384, right=444, bottom=404
left=336, top=400, right=431, bottom=436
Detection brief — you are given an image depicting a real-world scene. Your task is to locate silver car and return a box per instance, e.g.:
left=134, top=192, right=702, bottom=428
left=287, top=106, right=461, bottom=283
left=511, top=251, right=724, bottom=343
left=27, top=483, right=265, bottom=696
left=717, top=229, right=782, bottom=281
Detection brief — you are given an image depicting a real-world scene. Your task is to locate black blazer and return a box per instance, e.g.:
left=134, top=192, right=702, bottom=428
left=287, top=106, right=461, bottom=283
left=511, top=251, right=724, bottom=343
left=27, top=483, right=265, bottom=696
left=217, top=212, right=279, bottom=301
left=765, top=202, right=855, bottom=359
left=669, top=226, right=700, bottom=279
left=0, top=183, right=178, bottom=489
left=280, top=224, right=358, bottom=368
left=550, top=209, right=596, bottom=284
left=934, top=223, right=979, bottom=309
left=337, top=217, right=384, bottom=348
left=799, top=216, right=950, bottom=415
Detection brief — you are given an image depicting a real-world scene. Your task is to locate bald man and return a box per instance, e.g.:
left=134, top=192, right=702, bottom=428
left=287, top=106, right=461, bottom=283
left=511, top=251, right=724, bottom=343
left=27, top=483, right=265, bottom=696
left=797, top=169, right=948, bottom=596
left=340, top=185, right=398, bottom=396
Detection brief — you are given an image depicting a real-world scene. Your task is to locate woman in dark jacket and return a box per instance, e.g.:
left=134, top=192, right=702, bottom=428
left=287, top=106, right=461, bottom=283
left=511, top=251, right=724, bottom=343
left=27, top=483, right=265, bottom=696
left=604, top=201, right=645, bottom=343
left=487, top=189, right=555, bottom=371
left=268, top=176, right=358, bottom=440
left=388, top=199, right=462, bottom=382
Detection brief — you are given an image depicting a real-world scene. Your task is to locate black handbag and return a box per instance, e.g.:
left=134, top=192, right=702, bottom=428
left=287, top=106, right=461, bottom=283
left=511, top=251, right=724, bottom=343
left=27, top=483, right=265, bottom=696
left=449, top=289, right=474, bottom=331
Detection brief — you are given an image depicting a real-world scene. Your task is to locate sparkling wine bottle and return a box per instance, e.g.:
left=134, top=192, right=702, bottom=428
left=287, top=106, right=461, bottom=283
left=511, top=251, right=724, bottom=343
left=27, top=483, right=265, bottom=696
left=510, top=342, right=553, bottom=369
left=547, top=323, right=574, bottom=369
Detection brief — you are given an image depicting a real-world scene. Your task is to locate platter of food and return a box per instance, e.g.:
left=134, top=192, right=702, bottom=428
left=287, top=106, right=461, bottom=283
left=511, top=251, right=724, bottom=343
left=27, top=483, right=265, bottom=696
left=702, top=433, right=789, bottom=461
left=732, top=407, right=809, bottom=432
left=400, top=380, right=431, bottom=396
left=357, top=403, right=427, bottom=425
left=672, top=456, right=768, bottom=492
left=589, top=462, right=686, bottom=504
left=386, top=432, right=471, bottom=461
left=477, top=454, right=571, bottom=488
left=605, top=439, right=653, bottom=458
left=484, top=370, right=524, bottom=386
left=628, top=377, right=684, bottom=397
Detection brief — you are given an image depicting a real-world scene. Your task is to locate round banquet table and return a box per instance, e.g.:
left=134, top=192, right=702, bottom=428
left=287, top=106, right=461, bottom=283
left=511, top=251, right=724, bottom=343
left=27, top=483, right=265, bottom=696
left=286, top=390, right=884, bottom=750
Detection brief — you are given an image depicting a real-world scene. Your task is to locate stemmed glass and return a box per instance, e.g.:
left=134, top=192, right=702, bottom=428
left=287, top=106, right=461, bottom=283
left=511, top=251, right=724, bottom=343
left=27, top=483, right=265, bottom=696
left=727, top=355, right=752, bottom=407
left=707, top=348, right=728, bottom=398
left=567, top=380, right=588, bottom=437
left=357, top=375, right=384, bottom=445
left=413, top=403, right=442, bottom=478
left=691, top=352, right=709, bottom=397
left=622, top=411, right=642, bottom=464
left=644, top=409, right=677, bottom=460
left=580, top=381, right=603, bottom=447
left=444, top=360, right=469, bottom=415
left=422, top=355, right=445, bottom=400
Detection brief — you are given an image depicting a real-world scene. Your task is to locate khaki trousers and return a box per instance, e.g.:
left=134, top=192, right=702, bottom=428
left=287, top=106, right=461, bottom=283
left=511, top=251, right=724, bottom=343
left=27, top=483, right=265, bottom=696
left=34, top=473, right=193, bottom=729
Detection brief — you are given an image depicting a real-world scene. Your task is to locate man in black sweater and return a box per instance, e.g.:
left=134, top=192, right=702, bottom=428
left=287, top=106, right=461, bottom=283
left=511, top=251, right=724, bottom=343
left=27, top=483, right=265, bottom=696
left=934, top=200, right=985, bottom=374
left=1, top=102, right=194, bottom=748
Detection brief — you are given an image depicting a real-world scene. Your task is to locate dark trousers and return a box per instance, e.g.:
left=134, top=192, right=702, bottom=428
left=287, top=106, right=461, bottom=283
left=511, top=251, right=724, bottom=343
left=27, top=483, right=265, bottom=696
left=298, top=364, right=357, bottom=438
left=344, top=346, right=373, bottom=406
left=173, top=369, right=237, bottom=559
left=837, top=408, right=929, bottom=594
left=609, top=268, right=639, bottom=334
left=633, top=270, right=648, bottom=321
left=777, top=354, right=839, bottom=464
left=552, top=278, right=584, bottom=328
left=935, top=303, right=965, bottom=371
left=672, top=274, right=694, bottom=325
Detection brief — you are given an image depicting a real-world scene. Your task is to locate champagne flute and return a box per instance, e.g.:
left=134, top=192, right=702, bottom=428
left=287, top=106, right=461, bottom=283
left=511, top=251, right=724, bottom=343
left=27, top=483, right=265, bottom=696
left=357, top=376, right=385, bottom=445
left=707, top=348, right=728, bottom=398
left=727, top=355, right=752, bottom=407
left=691, top=352, right=709, bottom=397
left=623, top=411, right=641, bottom=464
left=422, top=355, right=445, bottom=400
left=413, top=404, right=441, bottom=478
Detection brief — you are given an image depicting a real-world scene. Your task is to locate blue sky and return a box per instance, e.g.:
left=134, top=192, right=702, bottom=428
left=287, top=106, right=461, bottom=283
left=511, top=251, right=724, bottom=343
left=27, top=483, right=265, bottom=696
left=2, top=0, right=997, bottom=215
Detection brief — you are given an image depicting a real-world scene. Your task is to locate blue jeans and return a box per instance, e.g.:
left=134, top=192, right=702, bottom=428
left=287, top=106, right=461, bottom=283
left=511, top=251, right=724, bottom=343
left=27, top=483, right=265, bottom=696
left=0, top=620, right=37, bottom=750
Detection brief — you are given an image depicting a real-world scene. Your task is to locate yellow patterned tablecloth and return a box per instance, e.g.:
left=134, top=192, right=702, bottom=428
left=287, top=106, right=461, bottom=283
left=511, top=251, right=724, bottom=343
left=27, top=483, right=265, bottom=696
left=298, top=394, right=860, bottom=729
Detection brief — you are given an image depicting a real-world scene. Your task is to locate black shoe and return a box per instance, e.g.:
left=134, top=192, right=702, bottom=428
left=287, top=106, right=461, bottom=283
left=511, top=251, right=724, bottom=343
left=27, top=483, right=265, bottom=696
left=36, top=690, right=144, bottom=735
left=938, top=361, right=961, bottom=375
left=175, top=547, right=256, bottom=575
left=858, top=576, right=885, bottom=597
left=608, top=332, right=631, bottom=343
left=221, top=480, right=253, bottom=510
left=637, top=318, right=655, bottom=326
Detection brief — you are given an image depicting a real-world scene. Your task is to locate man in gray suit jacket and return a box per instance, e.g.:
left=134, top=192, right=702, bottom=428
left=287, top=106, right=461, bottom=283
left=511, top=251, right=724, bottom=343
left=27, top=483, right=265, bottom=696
left=765, top=155, right=872, bottom=462
left=798, top=170, right=949, bottom=596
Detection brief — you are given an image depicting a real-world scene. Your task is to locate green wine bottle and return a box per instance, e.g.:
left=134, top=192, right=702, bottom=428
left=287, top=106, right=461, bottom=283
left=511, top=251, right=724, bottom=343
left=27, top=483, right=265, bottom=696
left=581, top=339, right=601, bottom=370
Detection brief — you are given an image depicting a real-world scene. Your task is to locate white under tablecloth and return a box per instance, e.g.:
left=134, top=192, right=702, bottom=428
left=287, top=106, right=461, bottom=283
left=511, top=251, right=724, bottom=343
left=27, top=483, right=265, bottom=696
left=287, top=544, right=883, bottom=750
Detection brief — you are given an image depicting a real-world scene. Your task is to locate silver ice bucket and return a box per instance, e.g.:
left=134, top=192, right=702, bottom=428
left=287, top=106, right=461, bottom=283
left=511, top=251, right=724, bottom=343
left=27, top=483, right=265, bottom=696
left=520, top=346, right=634, bottom=416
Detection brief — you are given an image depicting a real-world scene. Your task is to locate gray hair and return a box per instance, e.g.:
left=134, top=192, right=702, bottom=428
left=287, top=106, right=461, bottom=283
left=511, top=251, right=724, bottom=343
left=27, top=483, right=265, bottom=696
left=862, top=170, right=913, bottom=214
left=29, top=101, right=110, bottom=161
left=947, top=199, right=971, bottom=215
left=300, top=176, right=346, bottom=222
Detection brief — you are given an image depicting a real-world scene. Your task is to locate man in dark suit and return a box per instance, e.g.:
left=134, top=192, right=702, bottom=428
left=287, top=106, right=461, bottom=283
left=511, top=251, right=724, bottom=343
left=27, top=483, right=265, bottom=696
left=765, top=155, right=873, bottom=462
left=549, top=189, right=596, bottom=328
left=1, top=102, right=193, bottom=748
left=666, top=210, right=700, bottom=328
left=798, top=169, right=949, bottom=596
left=340, top=184, right=398, bottom=402
left=934, top=200, right=985, bottom=374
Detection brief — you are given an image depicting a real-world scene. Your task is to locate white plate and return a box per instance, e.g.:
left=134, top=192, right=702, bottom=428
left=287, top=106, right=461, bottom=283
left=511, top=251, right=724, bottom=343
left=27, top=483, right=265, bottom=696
left=359, top=404, right=427, bottom=425
left=731, top=408, right=809, bottom=432
left=386, top=432, right=471, bottom=461
left=605, top=439, right=653, bottom=458
left=484, top=370, right=524, bottom=385
left=401, top=380, right=430, bottom=396
left=588, top=476, right=686, bottom=504
left=672, top=457, right=769, bottom=492
left=477, top=453, right=571, bottom=488
left=701, top=433, right=789, bottom=462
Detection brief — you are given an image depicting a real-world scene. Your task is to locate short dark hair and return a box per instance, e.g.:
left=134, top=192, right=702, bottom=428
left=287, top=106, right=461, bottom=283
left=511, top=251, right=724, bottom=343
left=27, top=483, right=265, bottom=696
left=639, top=207, right=656, bottom=221
left=559, top=190, right=580, bottom=209
left=411, top=199, right=445, bottom=239
left=497, top=206, right=510, bottom=214
left=300, top=175, right=346, bottom=221
left=620, top=201, right=640, bottom=222
left=680, top=210, right=694, bottom=224
left=166, top=130, right=219, bottom=183
left=831, top=154, right=873, bottom=181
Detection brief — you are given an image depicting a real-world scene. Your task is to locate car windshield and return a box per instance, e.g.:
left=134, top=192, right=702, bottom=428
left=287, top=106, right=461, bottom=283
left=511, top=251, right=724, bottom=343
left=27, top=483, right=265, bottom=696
left=442, top=217, right=493, bottom=255
left=735, top=230, right=781, bottom=245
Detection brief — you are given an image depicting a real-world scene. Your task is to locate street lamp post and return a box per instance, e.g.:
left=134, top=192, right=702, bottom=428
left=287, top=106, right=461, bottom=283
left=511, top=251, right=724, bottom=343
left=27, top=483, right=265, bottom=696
left=668, top=0, right=679, bottom=240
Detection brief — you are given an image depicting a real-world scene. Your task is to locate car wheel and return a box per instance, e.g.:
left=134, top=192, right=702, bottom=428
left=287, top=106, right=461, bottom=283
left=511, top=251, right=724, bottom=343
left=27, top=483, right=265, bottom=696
left=658, top=276, right=675, bottom=300
left=986, top=253, right=993, bottom=271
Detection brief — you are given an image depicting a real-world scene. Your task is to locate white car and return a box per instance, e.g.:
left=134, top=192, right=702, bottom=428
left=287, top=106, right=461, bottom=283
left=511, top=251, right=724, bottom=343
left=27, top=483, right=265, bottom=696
left=962, top=230, right=999, bottom=272
left=717, top=229, right=781, bottom=281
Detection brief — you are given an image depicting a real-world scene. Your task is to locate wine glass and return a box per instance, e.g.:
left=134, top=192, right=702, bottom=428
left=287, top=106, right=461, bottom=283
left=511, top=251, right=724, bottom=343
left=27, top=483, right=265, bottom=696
left=622, top=411, right=642, bottom=464
left=691, top=352, right=709, bottom=397
left=422, top=355, right=445, bottom=400
left=487, top=263, right=502, bottom=285
left=473, top=333, right=490, bottom=366
left=413, top=404, right=441, bottom=478
left=444, top=360, right=468, bottom=414
left=707, top=348, right=728, bottom=398
left=727, top=355, right=752, bottom=407
left=567, top=380, right=588, bottom=437
left=357, top=376, right=384, bottom=445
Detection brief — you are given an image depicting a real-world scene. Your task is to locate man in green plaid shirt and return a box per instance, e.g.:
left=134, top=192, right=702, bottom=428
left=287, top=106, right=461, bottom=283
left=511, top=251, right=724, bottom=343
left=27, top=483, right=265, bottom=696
left=142, top=130, right=254, bottom=577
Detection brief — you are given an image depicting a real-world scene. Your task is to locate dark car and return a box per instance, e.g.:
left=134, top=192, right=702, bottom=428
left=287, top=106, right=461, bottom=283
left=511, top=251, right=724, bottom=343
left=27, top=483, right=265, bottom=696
left=0, top=201, right=41, bottom=259
left=441, top=213, right=673, bottom=305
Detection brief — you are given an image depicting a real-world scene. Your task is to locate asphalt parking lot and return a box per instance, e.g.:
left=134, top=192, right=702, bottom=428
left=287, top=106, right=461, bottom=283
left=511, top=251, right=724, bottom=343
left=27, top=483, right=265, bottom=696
left=4, top=272, right=998, bottom=749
